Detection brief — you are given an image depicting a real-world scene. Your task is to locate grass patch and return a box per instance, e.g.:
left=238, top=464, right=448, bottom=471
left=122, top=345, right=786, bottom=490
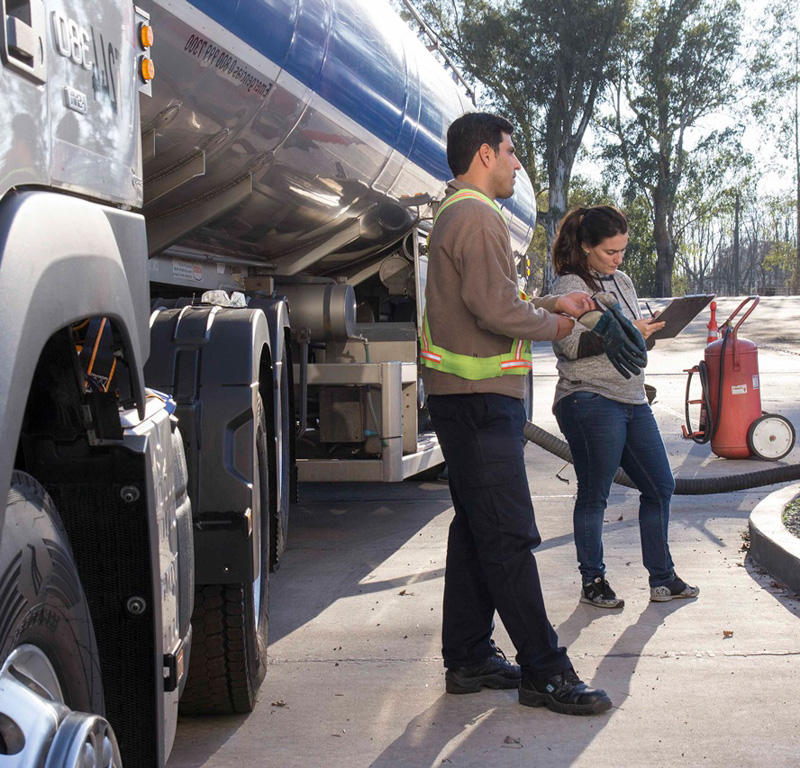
left=782, top=497, right=800, bottom=539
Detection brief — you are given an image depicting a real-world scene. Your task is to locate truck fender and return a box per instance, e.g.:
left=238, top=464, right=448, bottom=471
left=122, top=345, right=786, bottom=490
left=0, top=190, right=150, bottom=509
left=249, top=296, right=290, bottom=380
left=145, top=306, right=271, bottom=585
left=248, top=296, right=293, bottom=563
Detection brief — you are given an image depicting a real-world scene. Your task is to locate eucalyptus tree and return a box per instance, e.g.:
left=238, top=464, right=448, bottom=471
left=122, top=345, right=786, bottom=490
left=601, top=0, right=744, bottom=296
left=397, top=0, right=629, bottom=292
left=748, top=2, right=800, bottom=292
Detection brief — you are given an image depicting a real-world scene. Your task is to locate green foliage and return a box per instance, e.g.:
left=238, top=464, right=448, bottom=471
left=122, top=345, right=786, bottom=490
left=747, top=1, right=798, bottom=127
left=763, top=241, right=796, bottom=274
left=600, top=0, right=745, bottom=296
left=621, top=194, right=658, bottom=296
left=393, top=0, right=799, bottom=296
left=402, top=0, right=628, bottom=291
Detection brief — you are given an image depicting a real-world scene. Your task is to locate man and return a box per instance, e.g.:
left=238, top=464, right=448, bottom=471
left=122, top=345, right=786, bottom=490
left=421, top=112, right=612, bottom=715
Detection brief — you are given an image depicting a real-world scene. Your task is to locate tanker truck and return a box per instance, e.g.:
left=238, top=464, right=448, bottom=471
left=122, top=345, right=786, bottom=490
left=0, top=0, right=537, bottom=764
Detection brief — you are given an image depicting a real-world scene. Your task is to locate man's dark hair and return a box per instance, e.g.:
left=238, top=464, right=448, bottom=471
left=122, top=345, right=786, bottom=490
left=446, top=112, right=515, bottom=177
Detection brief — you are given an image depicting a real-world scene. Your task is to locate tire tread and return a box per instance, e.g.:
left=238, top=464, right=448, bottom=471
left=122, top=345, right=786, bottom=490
left=179, top=583, right=262, bottom=715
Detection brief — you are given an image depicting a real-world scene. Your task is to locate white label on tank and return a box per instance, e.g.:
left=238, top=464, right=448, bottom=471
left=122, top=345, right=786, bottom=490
left=731, top=384, right=748, bottom=395
left=173, top=258, right=203, bottom=282
left=753, top=375, right=759, bottom=389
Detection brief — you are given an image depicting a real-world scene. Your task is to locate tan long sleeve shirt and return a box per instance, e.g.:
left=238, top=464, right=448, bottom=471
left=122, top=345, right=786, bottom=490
left=421, top=181, right=562, bottom=399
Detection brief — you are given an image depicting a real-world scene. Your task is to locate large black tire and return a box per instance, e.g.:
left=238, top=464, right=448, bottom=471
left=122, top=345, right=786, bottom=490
left=179, top=397, right=269, bottom=715
left=0, top=472, right=109, bottom=756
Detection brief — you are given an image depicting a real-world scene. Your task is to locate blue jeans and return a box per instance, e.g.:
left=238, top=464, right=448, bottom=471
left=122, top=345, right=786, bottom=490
left=554, top=392, right=676, bottom=588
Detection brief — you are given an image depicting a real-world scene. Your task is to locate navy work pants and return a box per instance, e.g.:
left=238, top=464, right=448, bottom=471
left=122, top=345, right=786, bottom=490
left=427, top=393, right=570, bottom=679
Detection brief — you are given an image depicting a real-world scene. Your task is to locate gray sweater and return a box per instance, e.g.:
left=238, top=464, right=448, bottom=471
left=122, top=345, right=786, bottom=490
left=551, top=270, right=647, bottom=407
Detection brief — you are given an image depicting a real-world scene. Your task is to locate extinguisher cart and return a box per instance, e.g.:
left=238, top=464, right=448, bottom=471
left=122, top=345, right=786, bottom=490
left=683, top=296, right=796, bottom=460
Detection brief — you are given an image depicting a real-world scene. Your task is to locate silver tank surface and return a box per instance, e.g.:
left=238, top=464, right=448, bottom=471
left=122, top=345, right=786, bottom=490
left=138, top=0, right=537, bottom=274
left=279, top=282, right=356, bottom=341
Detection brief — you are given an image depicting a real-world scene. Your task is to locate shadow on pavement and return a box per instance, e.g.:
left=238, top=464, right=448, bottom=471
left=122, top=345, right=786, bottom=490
left=744, top=554, right=800, bottom=615
left=270, top=480, right=453, bottom=644
left=369, top=600, right=691, bottom=767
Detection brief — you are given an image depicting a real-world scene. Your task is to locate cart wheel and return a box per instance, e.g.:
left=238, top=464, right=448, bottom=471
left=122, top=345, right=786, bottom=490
left=747, top=414, right=796, bottom=461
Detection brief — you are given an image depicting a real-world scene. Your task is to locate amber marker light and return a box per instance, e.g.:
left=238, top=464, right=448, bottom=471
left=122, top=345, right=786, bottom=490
left=140, top=24, right=154, bottom=48
left=141, top=57, right=155, bottom=81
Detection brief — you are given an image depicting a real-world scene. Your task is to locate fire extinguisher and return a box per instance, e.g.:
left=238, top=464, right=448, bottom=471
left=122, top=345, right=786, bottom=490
left=683, top=296, right=796, bottom=460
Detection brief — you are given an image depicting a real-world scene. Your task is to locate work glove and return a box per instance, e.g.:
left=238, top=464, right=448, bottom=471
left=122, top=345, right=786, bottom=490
left=577, top=300, right=647, bottom=379
left=592, top=293, right=648, bottom=359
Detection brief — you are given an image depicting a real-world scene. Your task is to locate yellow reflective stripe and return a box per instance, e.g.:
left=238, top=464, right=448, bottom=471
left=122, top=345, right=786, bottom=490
left=433, top=189, right=506, bottom=228
left=423, top=190, right=531, bottom=380
left=427, top=189, right=508, bottom=247
left=420, top=312, right=441, bottom=361
left=420, top=309, right=532, bottom=380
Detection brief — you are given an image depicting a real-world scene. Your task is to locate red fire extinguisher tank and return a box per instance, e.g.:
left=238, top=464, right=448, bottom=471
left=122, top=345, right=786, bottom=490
left=705, top=333, right=761, bottom=459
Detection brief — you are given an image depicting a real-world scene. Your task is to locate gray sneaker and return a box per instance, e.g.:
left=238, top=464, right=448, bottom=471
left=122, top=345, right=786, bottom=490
left=580, top=577, right=624, bottom=609
left=650, top=575, right=700, bottom=602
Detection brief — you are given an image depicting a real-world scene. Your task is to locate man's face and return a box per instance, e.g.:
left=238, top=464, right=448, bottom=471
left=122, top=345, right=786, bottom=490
left=488, top=132, right=522, bottom=200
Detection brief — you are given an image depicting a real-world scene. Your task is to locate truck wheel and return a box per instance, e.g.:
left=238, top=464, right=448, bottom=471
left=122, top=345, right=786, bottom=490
left=271, top=348, right=291, bottom=570
left=0, top=472, right=122, bottom=766
left=180, top=397, right=269, bottom=715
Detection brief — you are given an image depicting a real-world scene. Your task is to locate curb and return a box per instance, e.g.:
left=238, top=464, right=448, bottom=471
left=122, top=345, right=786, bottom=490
left=748, top=482, right=800, bottom=595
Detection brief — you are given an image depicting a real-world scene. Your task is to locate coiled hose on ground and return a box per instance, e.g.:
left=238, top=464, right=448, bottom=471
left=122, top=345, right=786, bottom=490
left=524, top=420, right=800, bottom=495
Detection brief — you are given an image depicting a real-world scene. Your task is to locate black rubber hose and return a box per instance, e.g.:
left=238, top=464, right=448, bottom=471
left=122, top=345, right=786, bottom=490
left=684, top=360, right=713, bottom=444
left=685, top=327, right=729, bottom=445
left=524, top=420, right=800, bottom=495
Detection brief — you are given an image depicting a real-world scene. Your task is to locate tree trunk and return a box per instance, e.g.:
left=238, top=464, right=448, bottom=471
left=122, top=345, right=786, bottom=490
left=540, top=151, right=573, bottom=295
left=653, top=195, right=673, bottom=297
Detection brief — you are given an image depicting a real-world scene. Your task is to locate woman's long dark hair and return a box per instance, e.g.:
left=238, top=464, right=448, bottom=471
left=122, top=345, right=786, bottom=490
left=552, top=206, right=628, bottom=292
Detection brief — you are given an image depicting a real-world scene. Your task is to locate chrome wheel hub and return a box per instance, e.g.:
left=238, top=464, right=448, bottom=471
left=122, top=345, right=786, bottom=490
left=0, top=645, right=122, bottom=767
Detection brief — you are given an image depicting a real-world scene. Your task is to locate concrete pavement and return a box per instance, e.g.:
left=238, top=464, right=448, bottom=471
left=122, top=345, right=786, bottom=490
left=168, top=297, right=800, bottom=767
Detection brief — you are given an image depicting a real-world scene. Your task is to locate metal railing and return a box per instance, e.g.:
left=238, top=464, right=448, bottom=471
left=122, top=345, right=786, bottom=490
left=397, top=0, right=476, bottom=105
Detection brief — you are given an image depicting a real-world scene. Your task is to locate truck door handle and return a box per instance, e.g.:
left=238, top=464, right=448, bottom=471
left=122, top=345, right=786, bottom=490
left=1, top=0, right=46, bottom=82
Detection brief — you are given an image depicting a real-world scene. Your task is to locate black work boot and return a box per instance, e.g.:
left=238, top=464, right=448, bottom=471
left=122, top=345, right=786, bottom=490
left=519, top=668, right=612, bottom=715
left=445, top=645, right=521, bottom=694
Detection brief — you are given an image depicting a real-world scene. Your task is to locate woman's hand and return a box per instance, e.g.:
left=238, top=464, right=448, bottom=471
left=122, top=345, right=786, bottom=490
left=634, top=317, right=665, bottom=339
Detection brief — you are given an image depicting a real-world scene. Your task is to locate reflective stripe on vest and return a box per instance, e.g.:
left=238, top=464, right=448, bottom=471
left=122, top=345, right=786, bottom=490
left=421, top=189, right=532, bottom=380
left=431, top=188, right=507, bottom=232
left=420, top=310, right=532, bottom=379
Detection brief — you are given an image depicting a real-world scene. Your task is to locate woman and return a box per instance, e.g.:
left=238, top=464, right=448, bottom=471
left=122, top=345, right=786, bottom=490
left=551, top=205, right=699, bottom=609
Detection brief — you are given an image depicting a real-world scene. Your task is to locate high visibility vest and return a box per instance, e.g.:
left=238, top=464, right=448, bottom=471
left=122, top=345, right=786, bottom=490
left=420, top=189, right=533, bottom=380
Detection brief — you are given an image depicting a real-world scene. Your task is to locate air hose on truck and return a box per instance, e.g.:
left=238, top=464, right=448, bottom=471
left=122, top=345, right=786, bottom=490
left=523, top=420, right=800, bottom=495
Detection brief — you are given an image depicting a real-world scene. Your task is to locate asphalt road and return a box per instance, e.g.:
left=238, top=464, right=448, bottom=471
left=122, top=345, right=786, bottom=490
left=168, top=296, right=800, bottom=768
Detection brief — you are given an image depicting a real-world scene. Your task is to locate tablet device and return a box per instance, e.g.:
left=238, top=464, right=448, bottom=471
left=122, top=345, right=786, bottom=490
left=645, top=294, right=715, bottom=350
